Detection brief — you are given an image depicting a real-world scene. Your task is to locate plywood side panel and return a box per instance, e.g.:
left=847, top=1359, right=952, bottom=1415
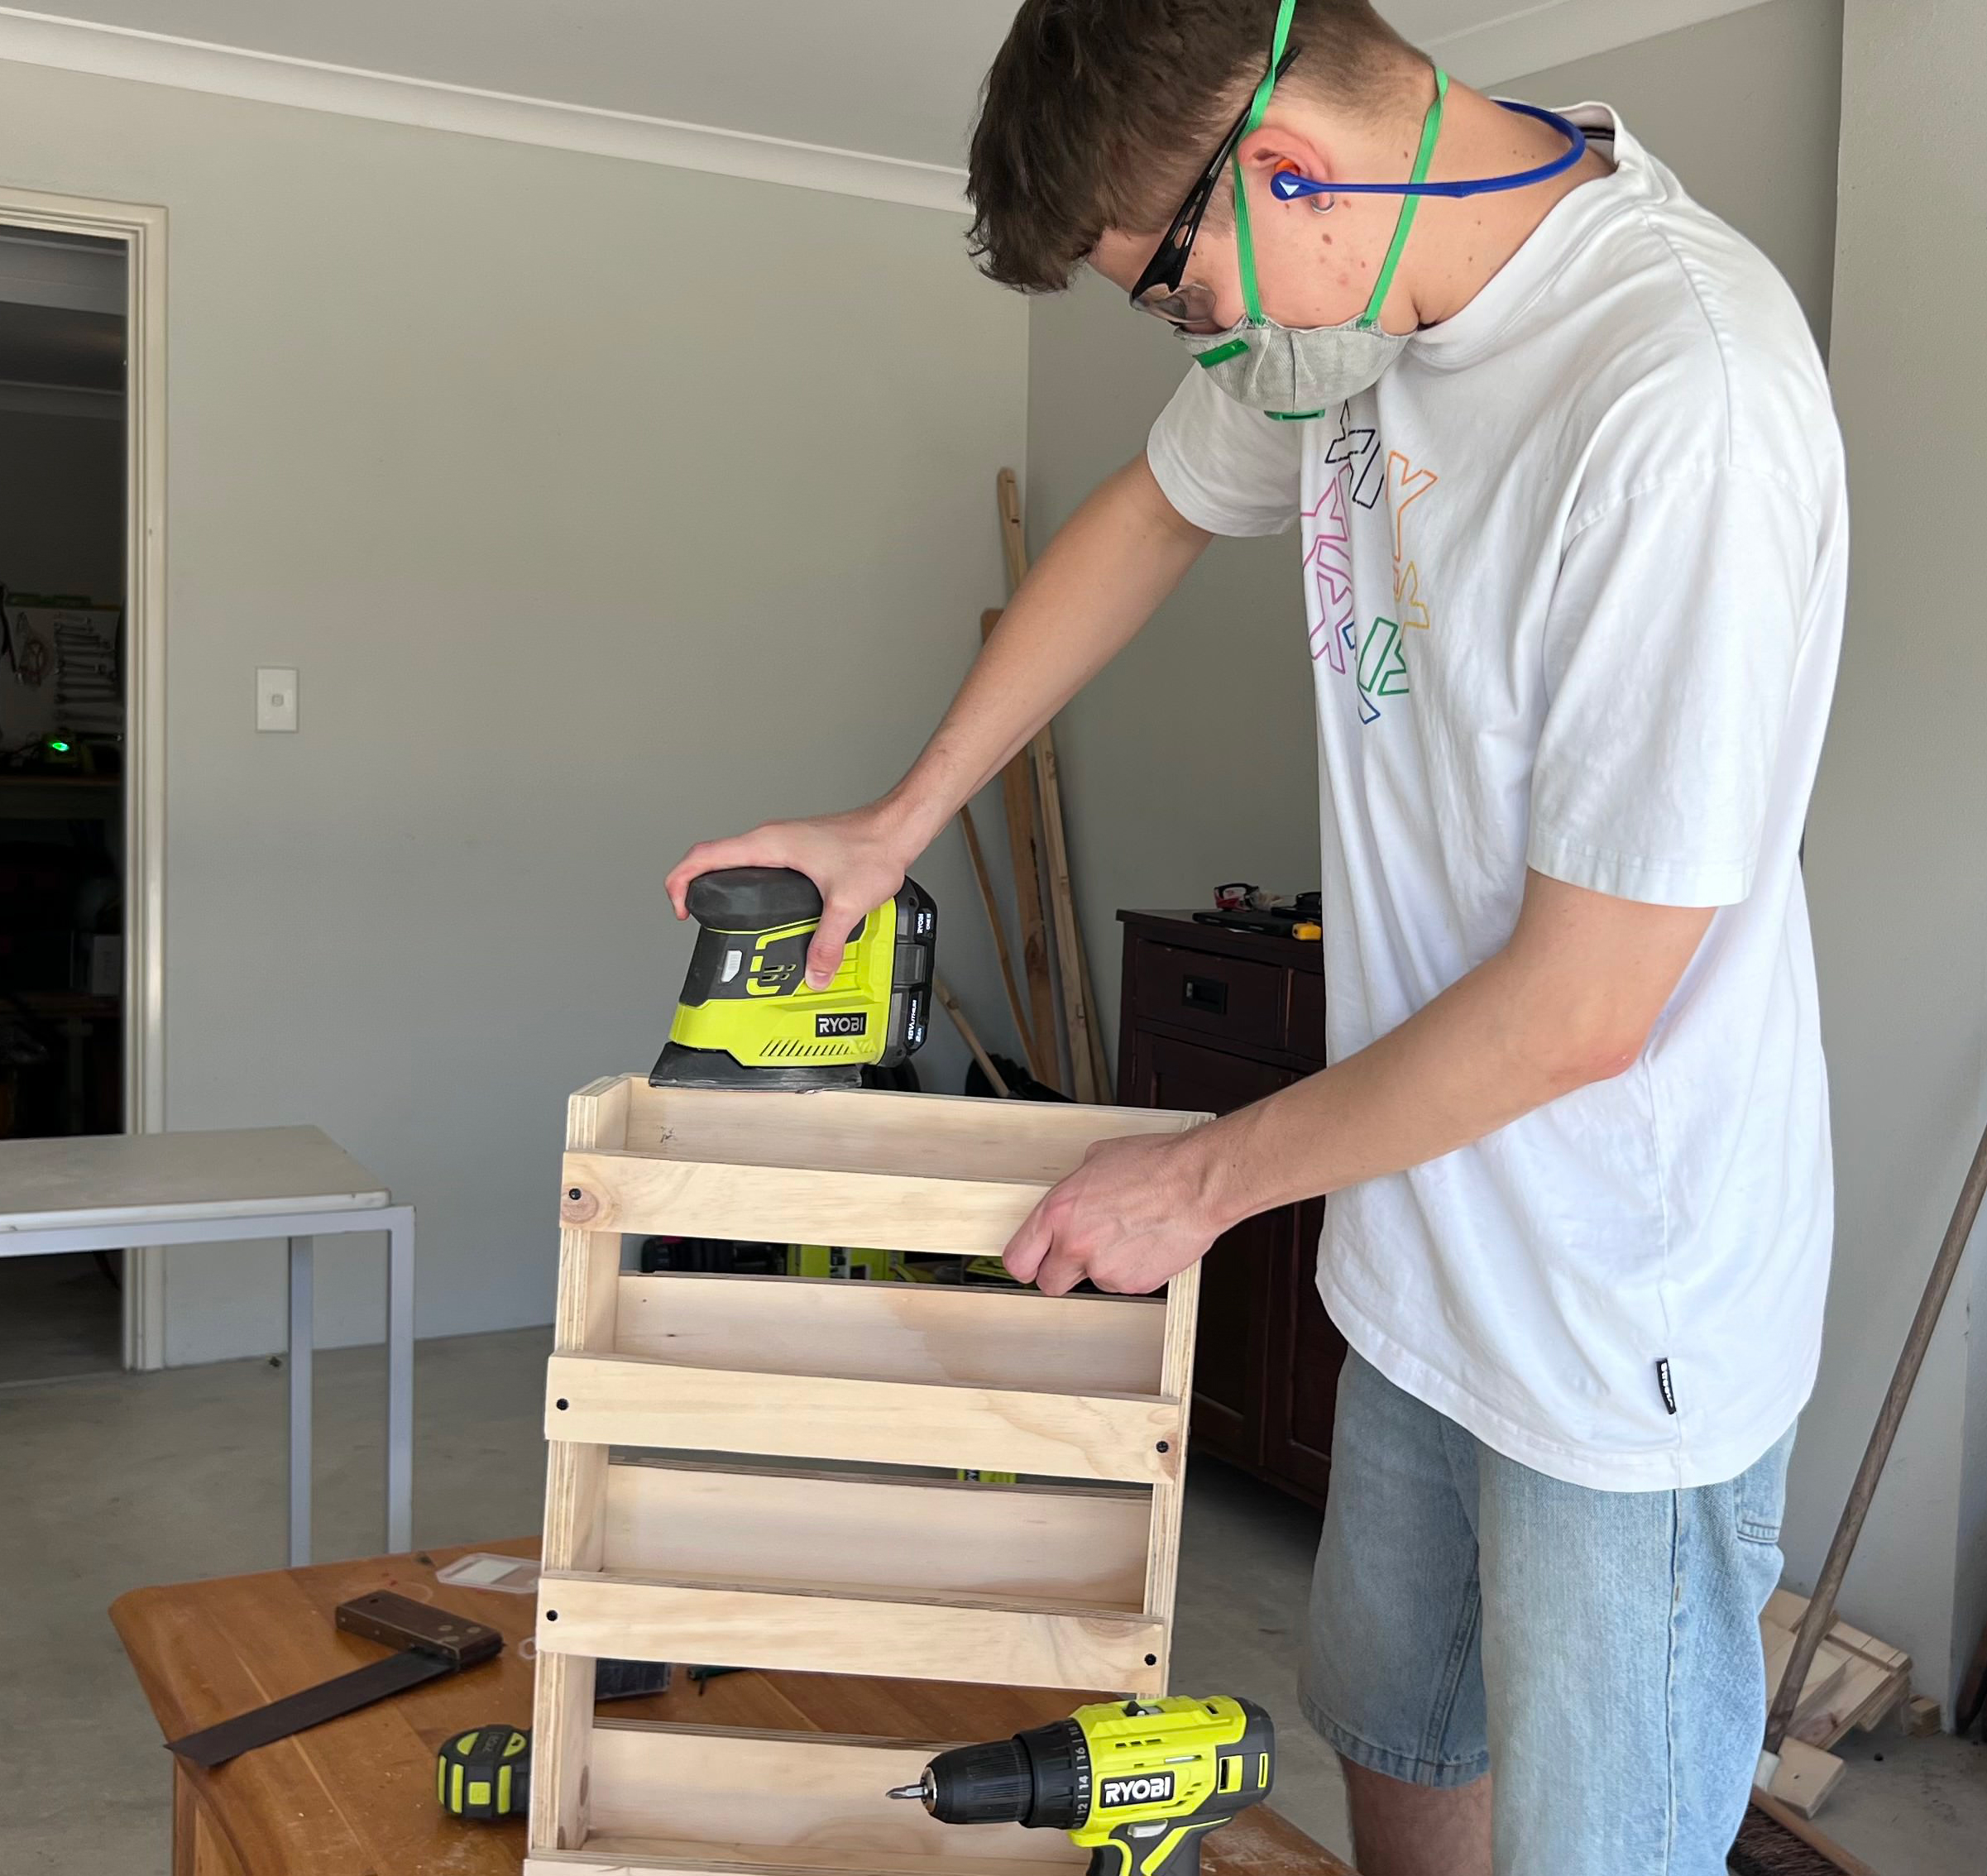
left=614, top=1271, right=1166, bottom=1395
left=603, top=1459, right=1149, bottom=1609
left=547, top=1352, right=1180, bottom=1485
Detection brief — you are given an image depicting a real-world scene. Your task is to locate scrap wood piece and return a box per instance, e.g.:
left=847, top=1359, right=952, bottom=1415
left=1764, top=1738, right=1846, bottom=1819
left=981, top=607, right=1060, bottom=1092
left=959, top=802, right=1044, bottom=1082
left=1763, top=1588, right=1913, bottom=1750
left=994, top=470, right=1107, bottom=1103
left=1902, top=1694, right=1942, bottom=1736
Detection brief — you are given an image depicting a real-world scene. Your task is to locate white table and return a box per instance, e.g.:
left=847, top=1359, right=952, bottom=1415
left=0, top=1127, right=414, bottom=1564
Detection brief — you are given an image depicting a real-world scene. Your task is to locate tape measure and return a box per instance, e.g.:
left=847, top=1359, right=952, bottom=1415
left=436, top=1723, right=529, bottom=1820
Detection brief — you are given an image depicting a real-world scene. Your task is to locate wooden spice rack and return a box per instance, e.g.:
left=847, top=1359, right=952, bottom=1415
left=526, top=1074, right=1209, bottom=1876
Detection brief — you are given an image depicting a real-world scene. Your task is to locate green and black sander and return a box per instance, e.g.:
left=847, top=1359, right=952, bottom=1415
left=651, top=867, right=936, bottom=1092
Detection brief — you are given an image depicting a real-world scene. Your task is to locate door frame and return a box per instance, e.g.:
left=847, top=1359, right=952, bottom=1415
left=0, top=184, right=168, bottom=1366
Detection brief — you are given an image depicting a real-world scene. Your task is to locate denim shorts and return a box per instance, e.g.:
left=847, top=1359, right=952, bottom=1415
left=1301, top=1352, right=1794, bottom=1876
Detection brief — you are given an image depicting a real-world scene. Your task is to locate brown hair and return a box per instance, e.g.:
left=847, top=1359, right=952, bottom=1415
left=967, top=0, right=1415, bottom=293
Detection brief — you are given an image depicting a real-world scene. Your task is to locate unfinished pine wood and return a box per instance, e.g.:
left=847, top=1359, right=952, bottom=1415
left=533, top=1076, right=634, bottom=1857
left=546, top=1352, right=1180, bottom=1485
left=602, top=1459, right=1149, bottom=1609
left=1762, top=1589, right=1913, bottom=1750
left=1141, top=1262, right=1201, bottom=1687
left=1765, top=1738, right=1846, bottom=1817
left=527, top=1850, right=1066, bottom=1876
left=614, top=1271, right=1166, bottom=1395
left=530, top=1078, right=1210, bottom=1875
left=563, top=1150, right=1029, bottom=1256
left=537, top=1572, right=1167, bottom=1694
left=584, top=1723, right=1084, bottom=1865
left=980, top=609, right=1059, bottom=1094
left=960, top=801, right=1044, bottom=1084
left=615, top=1084, right=1197, bottom=1184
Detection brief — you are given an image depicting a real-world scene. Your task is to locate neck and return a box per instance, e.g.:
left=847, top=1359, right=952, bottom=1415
left=1386, top=75, right=1608, bottom=330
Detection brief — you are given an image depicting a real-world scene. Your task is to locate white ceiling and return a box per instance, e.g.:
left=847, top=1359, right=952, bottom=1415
left=1, top=2, right=1769, bottom=171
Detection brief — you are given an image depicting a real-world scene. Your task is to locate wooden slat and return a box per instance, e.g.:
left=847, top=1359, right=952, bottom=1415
left=584, top=1723, right=1080, bottom=1867
left=546, top=1353, right=1180, bottom=1486
left=536, top=1573, right=1167, bottom=1695
left=528, top=1854, right=1062, bottom=1876
left=614, top=1271, right=1165, bottom=1395
left=603, top=1459, right=1149, bottom=1610
left=563, top=1151, right=1040, bottom=1256
left=615, top=1083, right=1199, bottom=1183
left=1765, top=1738, right=1846, bottom=1817
left=533, top=1077, right=633, bottom=1859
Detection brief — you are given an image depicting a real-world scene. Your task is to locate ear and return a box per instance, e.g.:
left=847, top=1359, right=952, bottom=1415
left=1233, top=120, right=1337, bottom=197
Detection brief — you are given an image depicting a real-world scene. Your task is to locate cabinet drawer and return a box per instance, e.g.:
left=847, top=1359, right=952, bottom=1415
left=1288, top=970, right=1324, bottom=1063
left=1132, top=942, right=1286, bottom=1050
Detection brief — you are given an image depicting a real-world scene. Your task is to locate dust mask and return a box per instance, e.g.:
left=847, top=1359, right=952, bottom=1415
left=1181, top=71, right=1448, bottom=421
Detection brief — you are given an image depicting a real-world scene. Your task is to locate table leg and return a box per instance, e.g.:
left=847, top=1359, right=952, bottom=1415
left=385, top=1209, right=414, bottom=1552
left=286, top=1236, right=313, bottom=1567
left=174, top=1764, right=247, bottom=1876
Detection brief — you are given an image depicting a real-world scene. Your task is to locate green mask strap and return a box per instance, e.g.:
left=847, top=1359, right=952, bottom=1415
left=1230, top=0, right=1297, bottom=328
left=1357, top=68, right=1448, bottom=331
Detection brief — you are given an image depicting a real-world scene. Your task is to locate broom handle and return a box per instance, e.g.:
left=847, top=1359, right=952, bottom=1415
left=1765, top=1112, right=1987, bottom=1751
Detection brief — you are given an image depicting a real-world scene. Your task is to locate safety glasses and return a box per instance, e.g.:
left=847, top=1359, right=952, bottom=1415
left=1128, top=43, right=1300, bottom=332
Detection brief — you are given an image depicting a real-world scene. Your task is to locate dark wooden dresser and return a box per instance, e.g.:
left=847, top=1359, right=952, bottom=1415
left=1118, top=910, right=1348, bottom=1508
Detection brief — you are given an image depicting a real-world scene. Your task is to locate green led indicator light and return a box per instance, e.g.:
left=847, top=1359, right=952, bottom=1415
left=48, top=739, right=70, bottom=753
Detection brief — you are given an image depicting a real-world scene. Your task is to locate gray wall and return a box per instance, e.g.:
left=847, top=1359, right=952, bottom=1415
left=1502, top=0, right=1842, bottom=352
left=1023, top=282, right=1319, bottom=1072
left=1793, top=0, right=1987, bottom=1709
left=0, top=57, right=1027, bottom=1362
left=1024, top=0, right=1846, bottom=1068
left=0, top=408, right=124, bottom=603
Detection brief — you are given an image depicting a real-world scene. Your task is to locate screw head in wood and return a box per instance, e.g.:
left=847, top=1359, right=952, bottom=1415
left=1156, top=1441, right=1170, bottom=1453
left=554, top=1398, right=569, bottom=1410
left=545, top=1609, right=558, bottom=1621
left=559, top=1184, right=601, bottom=1224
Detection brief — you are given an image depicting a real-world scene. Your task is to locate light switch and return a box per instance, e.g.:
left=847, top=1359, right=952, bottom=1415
left=256, top=667, right=298, bottom=732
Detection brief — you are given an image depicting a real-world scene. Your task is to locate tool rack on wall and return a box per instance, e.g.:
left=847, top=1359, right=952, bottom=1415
left=526, top=1073, right=1208, bottom=1876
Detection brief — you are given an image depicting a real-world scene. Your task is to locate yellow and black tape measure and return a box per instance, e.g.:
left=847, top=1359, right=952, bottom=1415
left=437, top=1724, right=529, bottom=1821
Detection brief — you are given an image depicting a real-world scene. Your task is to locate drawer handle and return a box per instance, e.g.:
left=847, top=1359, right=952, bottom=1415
left=1181, top=974, right=1228, bottom=1016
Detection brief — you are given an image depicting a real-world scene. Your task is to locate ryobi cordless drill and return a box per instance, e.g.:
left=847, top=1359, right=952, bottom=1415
left=888, top=1696, right=1274, bottom=1876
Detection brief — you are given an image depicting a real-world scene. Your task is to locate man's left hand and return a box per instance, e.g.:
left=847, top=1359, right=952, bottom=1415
left=1002, top=1132, right=1222, bottom=1297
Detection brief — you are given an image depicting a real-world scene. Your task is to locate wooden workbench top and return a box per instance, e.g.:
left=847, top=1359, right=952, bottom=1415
left=111, top=1539, right=1353, bottom=1876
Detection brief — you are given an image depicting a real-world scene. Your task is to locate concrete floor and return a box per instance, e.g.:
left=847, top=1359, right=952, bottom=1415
left=1, top=1326, right=1981, bottom=1874
left=0, top=1250, right=122, bottom=1384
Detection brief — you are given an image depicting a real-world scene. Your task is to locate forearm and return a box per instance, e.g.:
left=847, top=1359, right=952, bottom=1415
left=1183, top=877, right=1716, bottom=1232
left=1185, top=952, right=1592, bottom=1231
left=879, top=454, right=1209, bottom=853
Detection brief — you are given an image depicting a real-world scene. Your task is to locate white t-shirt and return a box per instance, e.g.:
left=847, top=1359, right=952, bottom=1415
left=1146, top=105, right=1846, bottom=1491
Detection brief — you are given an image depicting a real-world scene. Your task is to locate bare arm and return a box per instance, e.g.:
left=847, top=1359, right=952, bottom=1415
left=1003, top=872, right=1716, bottom=1295
left=666, top=454, right=1211, bottom=982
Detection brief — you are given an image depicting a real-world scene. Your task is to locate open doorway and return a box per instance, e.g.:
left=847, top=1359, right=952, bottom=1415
left=0, top=228, right=127, bottom=1381
left=0, top=189, right=163, bottom=1378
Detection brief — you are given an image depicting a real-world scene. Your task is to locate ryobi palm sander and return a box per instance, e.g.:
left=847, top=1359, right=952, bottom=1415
left=651, top=866, right=936, bottom=1092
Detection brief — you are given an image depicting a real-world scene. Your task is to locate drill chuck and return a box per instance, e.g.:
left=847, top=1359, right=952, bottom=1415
left=890, top=1720, right=1089, bottom=1829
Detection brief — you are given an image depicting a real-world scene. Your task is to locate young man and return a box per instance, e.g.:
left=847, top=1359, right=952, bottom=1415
left=668, top=2, right=1846, bottom=1870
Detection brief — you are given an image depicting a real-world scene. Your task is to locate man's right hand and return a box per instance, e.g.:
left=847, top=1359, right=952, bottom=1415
left=665, top=802, right=917, bottom=989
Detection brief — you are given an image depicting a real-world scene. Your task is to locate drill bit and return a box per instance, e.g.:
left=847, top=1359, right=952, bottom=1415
left=886, top=1782, right=928, bottom=1802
